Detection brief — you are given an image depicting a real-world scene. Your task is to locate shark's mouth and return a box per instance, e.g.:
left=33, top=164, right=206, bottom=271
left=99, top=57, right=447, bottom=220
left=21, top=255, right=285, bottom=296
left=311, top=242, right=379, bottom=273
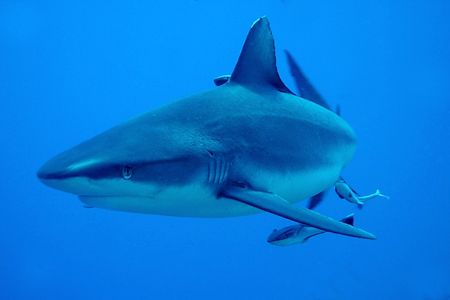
left=79, top=195, right=153, bottom=202
left=79, top=195, right=157, bottom=212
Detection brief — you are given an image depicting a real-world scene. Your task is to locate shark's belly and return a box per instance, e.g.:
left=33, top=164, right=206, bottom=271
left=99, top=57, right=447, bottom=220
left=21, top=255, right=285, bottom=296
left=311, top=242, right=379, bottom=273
left=80, top=186, right=260, bottom=217
left=80, top=163, right=341, bottom=217
left=249, top=164, right=342, bottom=202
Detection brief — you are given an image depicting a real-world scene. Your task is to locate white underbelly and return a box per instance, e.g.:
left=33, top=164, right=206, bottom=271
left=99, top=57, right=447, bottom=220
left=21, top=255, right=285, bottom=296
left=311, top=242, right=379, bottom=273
left=80, top=184, right=261, bottom=217
left=79, top=165, right=341, bottom=217
left=259, top=165, right=342, bottom=203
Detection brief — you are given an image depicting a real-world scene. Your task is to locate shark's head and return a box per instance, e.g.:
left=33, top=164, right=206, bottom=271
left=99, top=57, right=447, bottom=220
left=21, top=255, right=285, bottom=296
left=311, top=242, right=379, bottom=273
left=37, top=148, right=147, bottom=198
left=37, top=138, right=150, bottom=199
left=37, top=119, right=204, bottom=199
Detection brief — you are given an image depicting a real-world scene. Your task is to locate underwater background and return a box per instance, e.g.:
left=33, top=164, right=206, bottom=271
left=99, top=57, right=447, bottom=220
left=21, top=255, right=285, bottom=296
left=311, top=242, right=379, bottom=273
left=1, top=0, right=449, bottom=299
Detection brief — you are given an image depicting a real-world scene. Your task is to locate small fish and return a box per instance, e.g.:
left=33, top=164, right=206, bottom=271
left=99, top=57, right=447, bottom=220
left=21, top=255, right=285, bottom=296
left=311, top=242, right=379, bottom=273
left=335, top=178, right=389, bottom=208
left=268, top=214, right=355, bottom=246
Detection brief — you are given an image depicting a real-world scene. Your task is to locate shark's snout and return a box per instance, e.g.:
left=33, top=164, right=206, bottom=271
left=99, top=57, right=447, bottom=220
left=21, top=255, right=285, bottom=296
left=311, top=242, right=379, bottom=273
left=37, top=150, right=91, bottom=180
left=37, top=146, right=105, bottom=195
left=37, top=158, right=73, bottom=192
left=37, top=159, right=75, bottom=181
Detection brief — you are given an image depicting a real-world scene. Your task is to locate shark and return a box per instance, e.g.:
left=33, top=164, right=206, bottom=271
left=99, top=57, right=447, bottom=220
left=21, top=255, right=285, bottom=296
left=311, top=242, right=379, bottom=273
left=37, top=17, right=376, bottom=240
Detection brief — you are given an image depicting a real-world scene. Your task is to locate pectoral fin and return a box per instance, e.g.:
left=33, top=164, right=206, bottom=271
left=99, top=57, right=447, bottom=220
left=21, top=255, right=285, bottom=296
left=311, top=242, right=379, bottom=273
left=222, top=186, right=375, bottom=240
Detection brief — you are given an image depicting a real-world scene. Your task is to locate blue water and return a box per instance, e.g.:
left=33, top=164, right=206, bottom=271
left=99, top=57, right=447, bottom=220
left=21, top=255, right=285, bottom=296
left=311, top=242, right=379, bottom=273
left=1, top=1, right=449, bottom=299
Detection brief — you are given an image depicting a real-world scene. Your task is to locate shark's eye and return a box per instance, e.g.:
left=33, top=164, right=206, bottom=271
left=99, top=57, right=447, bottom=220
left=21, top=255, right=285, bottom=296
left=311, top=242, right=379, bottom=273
left=122, top=165, right=133, bottom=180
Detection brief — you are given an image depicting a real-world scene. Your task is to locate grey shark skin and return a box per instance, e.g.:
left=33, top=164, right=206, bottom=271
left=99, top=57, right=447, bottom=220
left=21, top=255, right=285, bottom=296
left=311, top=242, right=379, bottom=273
left=37, top=17, right=375, bottom=240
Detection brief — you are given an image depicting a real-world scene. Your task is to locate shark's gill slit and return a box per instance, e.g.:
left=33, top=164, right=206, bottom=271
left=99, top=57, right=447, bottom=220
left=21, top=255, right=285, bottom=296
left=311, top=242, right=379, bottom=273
left=220, top=161, right=229, bottom=184
left=216, top=157, right=223, bottom=185
left=208, top=158, right=215, bottom=184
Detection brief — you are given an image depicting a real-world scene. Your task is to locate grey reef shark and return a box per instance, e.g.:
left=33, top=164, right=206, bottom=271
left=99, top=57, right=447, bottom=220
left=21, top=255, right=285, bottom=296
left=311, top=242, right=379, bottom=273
left=37, top=17, right=377, bottom=242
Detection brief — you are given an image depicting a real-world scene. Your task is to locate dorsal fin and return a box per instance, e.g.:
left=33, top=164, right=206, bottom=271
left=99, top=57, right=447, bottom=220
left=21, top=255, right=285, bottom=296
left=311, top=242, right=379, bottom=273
left=230, top=17, right=293, bottom=94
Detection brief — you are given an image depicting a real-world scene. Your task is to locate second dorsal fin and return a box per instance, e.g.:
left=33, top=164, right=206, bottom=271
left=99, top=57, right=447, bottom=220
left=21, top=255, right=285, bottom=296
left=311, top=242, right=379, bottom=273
left=284, top=49, right=331, bottom=109
left=230, top=17, right=292, bottom=94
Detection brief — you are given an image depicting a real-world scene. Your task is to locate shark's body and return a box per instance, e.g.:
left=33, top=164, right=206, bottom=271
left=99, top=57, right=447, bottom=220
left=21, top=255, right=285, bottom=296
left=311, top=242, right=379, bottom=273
left=46, top=84, right=353, bottom=217
left=38, top=17, right=375, bottom=240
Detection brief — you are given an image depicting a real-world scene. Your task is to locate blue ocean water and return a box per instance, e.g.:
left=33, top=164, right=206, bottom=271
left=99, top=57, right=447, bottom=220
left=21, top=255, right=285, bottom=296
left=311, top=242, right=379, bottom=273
left=1, top=0, right=449, bottom=299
